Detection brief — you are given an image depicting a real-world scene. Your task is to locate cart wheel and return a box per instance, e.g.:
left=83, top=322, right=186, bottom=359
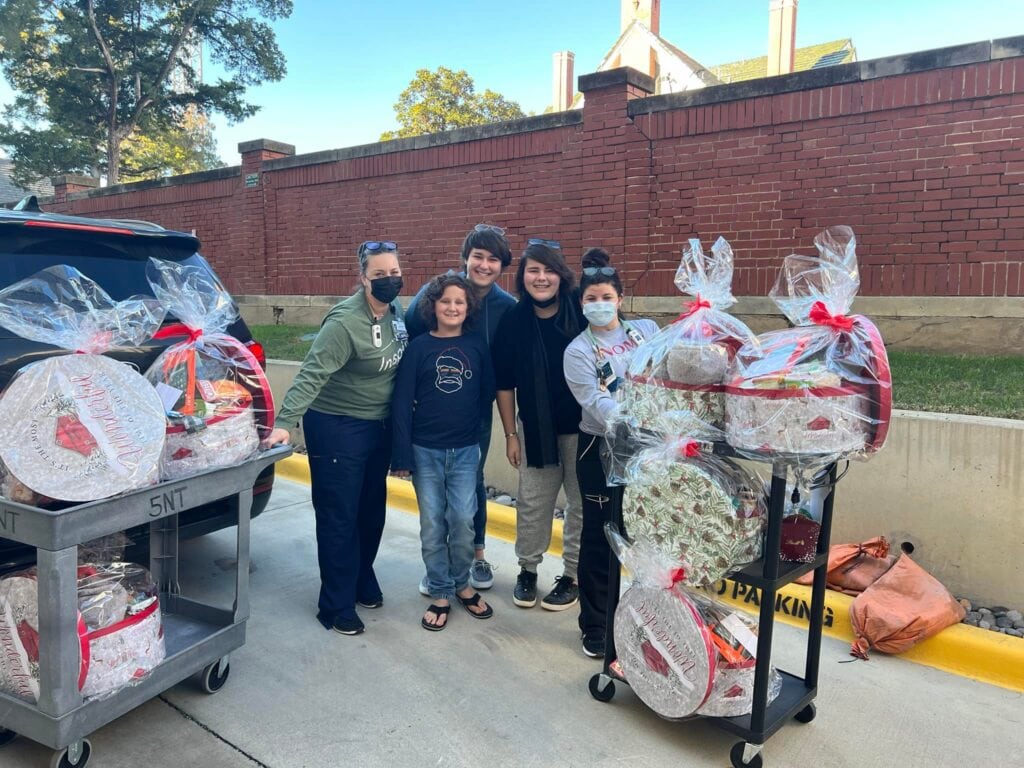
left=0, top=728, right=16, bottom=747
left=588, top=673, right=616, bottom=703
left=794, top=703, right=816, bottom=723
left=729, top=741, right=763, bottom=768
left=50, top=739, right=91, bottom=768
left=201, top=660, right=231, bottom=694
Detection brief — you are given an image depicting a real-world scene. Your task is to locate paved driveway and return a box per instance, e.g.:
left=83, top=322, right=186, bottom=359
left=3, top=479, right=1022, bottom=767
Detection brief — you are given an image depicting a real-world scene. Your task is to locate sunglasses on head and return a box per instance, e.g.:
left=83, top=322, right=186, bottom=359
left=474, top=223, right=506, bottom=236
left=361, top=240, right=397, bottom=255
left=583, top=266, right=617, bottom=277
left=528, top=238, right=561, bottom=250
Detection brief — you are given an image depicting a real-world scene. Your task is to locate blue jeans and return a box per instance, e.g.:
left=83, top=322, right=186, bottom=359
left=412, top=444, right=480, bottom=599
left=474, top=415, right=492, bottom=551
left=303, top=410, right=390, bottom=626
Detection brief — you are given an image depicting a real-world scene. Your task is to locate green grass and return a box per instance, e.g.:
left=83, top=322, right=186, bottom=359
left=252, top=325, right=1024, bottom=420
left=251, top=324, right=318, bottom=362
left=886, top=350, right=1024, bottom=420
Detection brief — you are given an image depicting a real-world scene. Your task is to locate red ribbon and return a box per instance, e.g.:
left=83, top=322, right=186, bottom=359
left=665, top=567, right=687, bottom=588
left=153, top=323, right=204, bottom=343
left=809, top=301, right=854, bottom=332
left=677, top=440, right=701, bottom=459
left=674, top=296, right=712, bottom=322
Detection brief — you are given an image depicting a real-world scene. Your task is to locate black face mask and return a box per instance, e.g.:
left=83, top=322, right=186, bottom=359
left=369, top=276, right=403, bottom=304
left=532, top=295, right=558, bottom=309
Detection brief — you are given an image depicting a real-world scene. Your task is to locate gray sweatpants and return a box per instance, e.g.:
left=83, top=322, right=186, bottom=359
left=514, top=429, right=583, bottom=579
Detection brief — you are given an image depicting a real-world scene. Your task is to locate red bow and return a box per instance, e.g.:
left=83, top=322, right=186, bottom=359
left=677, top=440, right=700, bottom=459
left=153, top=323, right=204, bottom=344
left=674, top=296, right=712, bottom=322
left=809, top=301, right=854, bottom=332
left=666, top=567, right=687, bottom=587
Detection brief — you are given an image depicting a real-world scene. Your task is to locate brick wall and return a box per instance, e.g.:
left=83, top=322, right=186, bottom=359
left=46, top=37, right=1024, bottom=300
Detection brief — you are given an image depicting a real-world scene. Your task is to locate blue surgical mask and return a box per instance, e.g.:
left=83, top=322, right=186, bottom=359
left=583, top=301, right=618, bottom=327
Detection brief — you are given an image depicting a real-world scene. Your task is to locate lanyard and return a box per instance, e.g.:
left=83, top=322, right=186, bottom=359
left=586, top=322, right=645, bottom=391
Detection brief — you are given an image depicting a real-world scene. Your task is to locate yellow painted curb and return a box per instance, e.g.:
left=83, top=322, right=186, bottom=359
left=277, top=453, right=1024, bottom=693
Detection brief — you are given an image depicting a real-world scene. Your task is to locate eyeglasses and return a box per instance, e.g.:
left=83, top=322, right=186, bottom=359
left=583, top=267, right=617, bottom=277
left=360, top=240, right=397, bottom=255
left=474, top=223, right=506, bottom=236
left=528, top=238, right=561, bottom=250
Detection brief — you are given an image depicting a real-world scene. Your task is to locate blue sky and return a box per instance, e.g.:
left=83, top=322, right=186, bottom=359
left=2, top=1, right=1023, bottom=164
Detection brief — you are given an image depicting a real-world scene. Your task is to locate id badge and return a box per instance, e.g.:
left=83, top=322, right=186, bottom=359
left=393, top=319, right=409, bottom=343
left=598, top=360, right=618, bottom=393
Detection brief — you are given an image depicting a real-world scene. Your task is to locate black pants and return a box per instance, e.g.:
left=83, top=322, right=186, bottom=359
left=303, top=409, right=391, bottom=627
left=575, top=431, right=623, bottom=639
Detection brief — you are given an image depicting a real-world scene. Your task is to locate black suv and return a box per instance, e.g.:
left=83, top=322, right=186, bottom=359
left=0, top=203, right=275, bottom=571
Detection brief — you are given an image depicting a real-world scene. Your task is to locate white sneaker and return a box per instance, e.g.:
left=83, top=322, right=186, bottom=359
left=418, top=576, right=430, bottom=596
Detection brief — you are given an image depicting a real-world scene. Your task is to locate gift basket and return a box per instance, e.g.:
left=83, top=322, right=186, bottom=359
left=145, top=258, right=274, bottom=481
left=0, top=561, right=165, bottom=702
left=608, top=527, right=781, bottom=720
left=725, top=227, right=892, bottom=462
left=620, top=431, right=766, bottom=587
left=617, top=237, right=757, bottom=431
left=0, top=266, right=167, bottom=502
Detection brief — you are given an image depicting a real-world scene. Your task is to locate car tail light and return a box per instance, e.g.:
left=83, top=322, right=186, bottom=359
left=245, top=339, right=267, bottom=370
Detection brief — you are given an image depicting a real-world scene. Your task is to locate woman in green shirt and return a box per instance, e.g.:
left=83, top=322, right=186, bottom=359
left=263, top=241, right=408, bottom=636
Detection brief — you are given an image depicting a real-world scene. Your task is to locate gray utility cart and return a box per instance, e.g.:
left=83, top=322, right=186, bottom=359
left=0, top=445, right=292, bottom=768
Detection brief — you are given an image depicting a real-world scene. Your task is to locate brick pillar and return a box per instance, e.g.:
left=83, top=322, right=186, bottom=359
left=237, top=139, right=295, bottom=295
left=50, top=175, right=99, bottom=205
left=577, top=67, right=655, bottom=288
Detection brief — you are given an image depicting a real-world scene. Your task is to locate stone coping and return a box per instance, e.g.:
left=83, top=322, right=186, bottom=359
left=38, top=166, right=242, bottom=203
left=628, top=35, right=1024, bottom=116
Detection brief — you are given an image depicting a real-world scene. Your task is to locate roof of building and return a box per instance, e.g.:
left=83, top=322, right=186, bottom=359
left=0, top=158, right=54, bottom=205
left=595, top=21, right=723, bottom=89
left=709, top=38, right=857, bottom=83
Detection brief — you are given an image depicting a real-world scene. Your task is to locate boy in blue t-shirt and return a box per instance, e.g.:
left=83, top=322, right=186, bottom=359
left=391, top=274, right=496, bottom=630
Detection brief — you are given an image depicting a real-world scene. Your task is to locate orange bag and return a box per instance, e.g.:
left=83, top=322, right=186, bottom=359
left=849, top=555, right=966, bottom=659
left=794, top=536, right=891, bottom=589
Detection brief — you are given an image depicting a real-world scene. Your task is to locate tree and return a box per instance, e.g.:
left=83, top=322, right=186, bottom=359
left=380, top=66, right=525, bottom=141
left=0, top=0, right=291, bottom=185
left=119, top=110, right=224, bottom=182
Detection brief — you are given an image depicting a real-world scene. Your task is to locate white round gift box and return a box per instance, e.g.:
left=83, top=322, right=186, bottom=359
left=0, top=355, right=166, bottom=502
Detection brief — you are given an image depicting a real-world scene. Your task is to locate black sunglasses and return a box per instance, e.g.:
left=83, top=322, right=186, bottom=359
left=360, top=240, right=398, bottom=255
left=474, top=223, right=506, bottom=236
left=528, top=238, right=561, bottom=250
left=583, top=267, right=617, bottom=277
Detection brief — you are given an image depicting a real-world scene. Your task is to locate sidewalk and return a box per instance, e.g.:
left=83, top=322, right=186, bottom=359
left=3, top=479, right=1022, bottom=767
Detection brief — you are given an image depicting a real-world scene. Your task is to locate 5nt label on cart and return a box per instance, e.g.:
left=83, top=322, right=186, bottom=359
left=148, top=486, right=189, bottom=518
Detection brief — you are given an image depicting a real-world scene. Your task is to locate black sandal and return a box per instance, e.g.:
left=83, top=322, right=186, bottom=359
left=421, top=603, right=451, bottom=631
left=457, top=592, right=494, bottom=620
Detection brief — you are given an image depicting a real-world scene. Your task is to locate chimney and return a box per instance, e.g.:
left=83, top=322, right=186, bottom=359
left=621, top=0, right=660, bottom=35
left=767, top=0, right=798, bottom=76
left=552, top=51, right=575, bottom=112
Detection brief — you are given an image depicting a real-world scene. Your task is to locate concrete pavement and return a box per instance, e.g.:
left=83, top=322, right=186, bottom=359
left=3, top=478, right=1022, bottom=768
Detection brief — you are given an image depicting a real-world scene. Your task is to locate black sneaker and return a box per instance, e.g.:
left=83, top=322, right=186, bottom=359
left=332, top=616, right=365, bottom=635
left=513, top=569, right=538, bottom=608
left=582, top=632, right=605, bottom=659
left=541, top=575, right=579, bottom=611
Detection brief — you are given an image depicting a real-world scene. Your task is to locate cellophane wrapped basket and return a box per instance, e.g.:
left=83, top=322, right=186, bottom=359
left=0, top=266, right=167, bottom=502
left=145, top=259, right=274, bottom=481
left=618, top=237, right=758, bottom=432
left=608, top=528, right=781, bottom=720
left=0, top=561, right=165, bottom=702
left=724, top=227, right=892, bottom=464
left=618, top=429, right=766, bottom=587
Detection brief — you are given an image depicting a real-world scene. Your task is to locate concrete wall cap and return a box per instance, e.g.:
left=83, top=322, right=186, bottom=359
left=578, top=67, right=656, bottom=94
left=51, top=175, right=100, bottom=188
left=992, top=35, right=1024, bottom=60
left=56, top=166, right=241, bottom=201
left=262, top=112, right=583, bottom=172
left=628, top=37, right=1014, bottom=116
left=238, top=139, right=296, bottom=155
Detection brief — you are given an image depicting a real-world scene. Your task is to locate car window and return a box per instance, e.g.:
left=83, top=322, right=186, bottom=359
left=0, top=231, right=201, bottom=299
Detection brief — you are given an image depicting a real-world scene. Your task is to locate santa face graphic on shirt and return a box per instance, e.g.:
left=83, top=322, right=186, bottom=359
left=435, top=348, right=473, bottom=393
